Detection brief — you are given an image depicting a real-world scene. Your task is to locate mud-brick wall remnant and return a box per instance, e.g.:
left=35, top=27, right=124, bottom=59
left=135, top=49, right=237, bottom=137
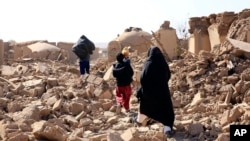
left=188, top=9, right=250, bottom=55
left=107, top=40, right=121, bottom=62
left=9, top=40, right=47, bottom=60
left=90, top=47, right=102, bottom=61
left=208, top=12, right=236, bottom=49
left=248, top=31, right=250, bottom=43
left=117, top=30, right=152, bottom=53
left=153, top=21, right=178, bottom=59
left=238, top=8, right=250, bottom=19
left=0, top=39, right=3, bottom=65
left=3, top=42, right=11, bottom=62
left=13, top=45, right=23, bottom=59
left=188, top=17, right=211, bottom=54
left=227, top=9, right=250, bottom=43
left=57, top=42, right=76, bottom=63
left=107, top=27, right=152, bottom=62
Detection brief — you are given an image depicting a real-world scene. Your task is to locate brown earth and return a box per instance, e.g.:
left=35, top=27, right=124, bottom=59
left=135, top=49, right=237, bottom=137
left=1, top=8, right=250, bottom=141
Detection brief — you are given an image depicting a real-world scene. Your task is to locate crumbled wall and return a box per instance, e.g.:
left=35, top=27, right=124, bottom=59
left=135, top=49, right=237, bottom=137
left=188, top=29, right=211, bottom=54
left=57, top=42, right=76, bottom=63
left=107, top=27, right=152, bottom=62
left=189, top=9, right=250, bottom=54
left=248, top=31, right=250, bottom=43
left=154, top=22, right=178, bottom=59
left=107, top=40, right=121, bottom=62
left=0, top=39, right=3, bottom=65
left=208, top=24, right=227, bottom=48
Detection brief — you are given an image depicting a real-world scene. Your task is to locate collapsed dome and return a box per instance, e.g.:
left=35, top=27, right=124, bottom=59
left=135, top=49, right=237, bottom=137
left=116, top=27, right=153, bottom=54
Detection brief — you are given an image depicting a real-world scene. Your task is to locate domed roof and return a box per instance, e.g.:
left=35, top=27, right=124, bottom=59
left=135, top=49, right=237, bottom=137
left=116, top=30, right=152, bottom=46
left=27, top=42, right=60, bottom=52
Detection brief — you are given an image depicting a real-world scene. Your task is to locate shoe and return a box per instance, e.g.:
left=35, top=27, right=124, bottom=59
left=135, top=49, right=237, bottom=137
left=164, top=130, right=175, bottom=138
left=130, top=115, right=142, bottom=126
left=127, top=111, right=136, bottom=118
left=146, top=118, right=157, bottom=125
left=128, top=112, right=137, bottom=118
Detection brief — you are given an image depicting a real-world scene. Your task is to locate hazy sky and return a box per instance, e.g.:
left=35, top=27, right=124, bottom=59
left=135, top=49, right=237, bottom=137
left=0, top=0, right=249, bottom=44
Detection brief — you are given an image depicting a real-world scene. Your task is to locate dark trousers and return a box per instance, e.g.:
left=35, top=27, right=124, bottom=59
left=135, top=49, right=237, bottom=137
left=79, top=60, right=90, bottom=75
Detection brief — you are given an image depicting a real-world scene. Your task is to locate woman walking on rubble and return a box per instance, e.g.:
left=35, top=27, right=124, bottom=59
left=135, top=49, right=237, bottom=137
left=136, top=46, right=175, bottom=138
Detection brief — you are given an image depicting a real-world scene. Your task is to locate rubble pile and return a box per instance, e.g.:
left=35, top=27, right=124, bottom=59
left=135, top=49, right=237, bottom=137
left=1, top=10, right=250, bottom=141
left=1, top=44, right=250, bottom=141
left=227, top=16, right=250, bottom=42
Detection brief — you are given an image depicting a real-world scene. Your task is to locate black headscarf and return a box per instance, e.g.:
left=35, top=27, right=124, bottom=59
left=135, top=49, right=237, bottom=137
left=141, top=47, right=171, bottom=84
left=139, top=46, right=174, bottom=128
left=116, top=53, right=125, bottom=63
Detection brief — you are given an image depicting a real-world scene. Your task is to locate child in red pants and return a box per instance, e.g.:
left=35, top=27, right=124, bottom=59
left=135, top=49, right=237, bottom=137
left=112, top=53, right=134, bottom=113
left=115, top=85, right=132, bottom=112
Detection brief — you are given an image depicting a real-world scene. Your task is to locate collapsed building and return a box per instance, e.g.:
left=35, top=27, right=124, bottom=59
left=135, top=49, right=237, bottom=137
left=107, top=27, right=153, bottom=62
left=188, top=8, right=250, bottom=55
left=0, top=40, right=105, bottom=66
left=107, top=22, right=179, bottom=62
left=1, top=8, right=250, bottom=141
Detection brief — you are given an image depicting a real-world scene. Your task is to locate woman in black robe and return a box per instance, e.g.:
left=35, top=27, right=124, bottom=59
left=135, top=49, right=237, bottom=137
left=137, top=46, right=175, bottom=137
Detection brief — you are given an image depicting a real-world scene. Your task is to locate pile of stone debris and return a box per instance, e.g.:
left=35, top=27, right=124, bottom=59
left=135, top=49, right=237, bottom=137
left=1, top=13, right=250, bottom=141
left=0, top=41, right=250, bottom=141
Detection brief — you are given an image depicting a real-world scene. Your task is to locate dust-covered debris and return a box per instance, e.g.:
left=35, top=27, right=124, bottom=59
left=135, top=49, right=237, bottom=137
left=1, top=8, right=250, bottom=141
